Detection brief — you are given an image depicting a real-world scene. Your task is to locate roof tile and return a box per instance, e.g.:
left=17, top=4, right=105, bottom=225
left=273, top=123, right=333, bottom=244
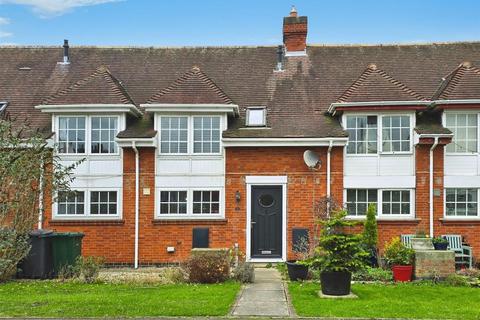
left=433, top=62, right=480, bottom=100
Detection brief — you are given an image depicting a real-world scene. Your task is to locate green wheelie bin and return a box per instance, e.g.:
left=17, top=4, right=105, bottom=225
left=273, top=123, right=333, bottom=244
left=50, top=232, right=84, bottom=276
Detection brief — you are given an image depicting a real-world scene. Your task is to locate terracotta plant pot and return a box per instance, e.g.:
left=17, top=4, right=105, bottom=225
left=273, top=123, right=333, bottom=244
left=286, top=260, right=309, bottom=281
left=320, top=271, right=351, bottom=296
left=392, top=265, right=413, bottom=282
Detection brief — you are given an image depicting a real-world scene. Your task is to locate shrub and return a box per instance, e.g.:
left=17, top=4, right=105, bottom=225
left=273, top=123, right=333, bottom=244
left=362, top=204, right=378, bottom=250
left=308, top=210, right=368, bottom=273
left=444, top=274, right=469, bottom=287
left=0, top=228, right=29, bottom=282
left=75, top=256, right=105, bottom=283
left=58, top=264, right=80, bottom=281
left=384, top=237, right=414, bottom=266
left=233, top=262, right=255, bottom=283
left=353, top=267, right=393, bottom=282
left=184, top=250, right=230, bottom=283
left=432, top=236, right=449, bottom=244
left=158, top=267, right=188, bottom=284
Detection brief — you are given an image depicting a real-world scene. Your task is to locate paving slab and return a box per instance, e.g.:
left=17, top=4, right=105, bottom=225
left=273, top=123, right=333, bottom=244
left=231, top=268, right=290, bottom=317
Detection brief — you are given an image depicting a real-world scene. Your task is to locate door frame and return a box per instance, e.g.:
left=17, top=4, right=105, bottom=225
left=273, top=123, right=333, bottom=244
left=246, top=176, right=287, bottom=262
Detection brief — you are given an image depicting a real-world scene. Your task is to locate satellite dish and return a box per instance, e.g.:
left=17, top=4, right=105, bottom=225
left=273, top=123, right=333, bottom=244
left=303, top=150, right=321, bottom=169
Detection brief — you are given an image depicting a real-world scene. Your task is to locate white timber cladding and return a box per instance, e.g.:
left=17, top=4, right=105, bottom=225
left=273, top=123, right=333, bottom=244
left=342, top=112, right=416, bottom=187
left=154, top=113, right=227, bottom=219
left=442, top=110, right=480, bottom=220
left=52, top=113, right=125, bottom=219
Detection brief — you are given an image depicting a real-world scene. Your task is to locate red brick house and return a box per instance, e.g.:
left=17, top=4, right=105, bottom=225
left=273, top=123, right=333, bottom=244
left=1, top=8, right=480, bottom=266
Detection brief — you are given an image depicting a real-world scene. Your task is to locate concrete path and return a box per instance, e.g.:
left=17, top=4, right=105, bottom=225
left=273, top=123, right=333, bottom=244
left=231, top=267, right=291, bottom=317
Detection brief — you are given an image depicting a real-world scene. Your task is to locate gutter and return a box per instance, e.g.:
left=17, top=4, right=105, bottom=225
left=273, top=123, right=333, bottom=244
left=328, top=100, right=431, bottom=115
left=222, top=137, right=349, bottom=147
left=132, top=141, right=140, bottom=269
left=429, top=137, right=439, bottom=238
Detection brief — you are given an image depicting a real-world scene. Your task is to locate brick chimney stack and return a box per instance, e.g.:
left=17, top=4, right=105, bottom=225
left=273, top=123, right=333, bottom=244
left=283, top=6, right=307, bottom=56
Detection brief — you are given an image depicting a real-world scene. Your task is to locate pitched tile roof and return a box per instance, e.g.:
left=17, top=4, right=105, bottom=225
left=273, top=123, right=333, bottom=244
left=42, top=66, right=135, bottom=105
left=147, top=66, right=233, bottom=104
left=1, top=42, right=480, bottom=138
left=337, top=64, right=425, bottom=103
left=433, top=62, right=480, bottom=100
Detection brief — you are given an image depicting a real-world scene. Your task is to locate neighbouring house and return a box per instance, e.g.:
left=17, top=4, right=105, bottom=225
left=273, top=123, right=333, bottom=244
left=1, top=8, right=480, bottom=266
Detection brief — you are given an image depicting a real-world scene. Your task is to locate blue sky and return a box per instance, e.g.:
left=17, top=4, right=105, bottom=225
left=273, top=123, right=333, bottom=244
left=0, top=0, right=479, bottom=46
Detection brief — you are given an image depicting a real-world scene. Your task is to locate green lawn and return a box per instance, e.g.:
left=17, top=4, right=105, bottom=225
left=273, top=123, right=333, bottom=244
left=289, top=282, right=480, bottom=320
left=0, top=280, right=241, bottom=317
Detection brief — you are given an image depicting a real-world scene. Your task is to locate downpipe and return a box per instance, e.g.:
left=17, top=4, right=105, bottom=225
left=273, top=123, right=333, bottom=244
left=132, top=141, right=140, bottom=269
left=429, top=137, right=439, bottom=238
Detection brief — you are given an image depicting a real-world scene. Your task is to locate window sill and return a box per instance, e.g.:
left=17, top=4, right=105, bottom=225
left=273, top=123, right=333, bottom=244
left=439, top=218, right=480, bottom=225
left=347, top=217, right=420, bottom=224
left=152, top=218, right=228, bottom=225
left=49, top=219, right=125, bottom=226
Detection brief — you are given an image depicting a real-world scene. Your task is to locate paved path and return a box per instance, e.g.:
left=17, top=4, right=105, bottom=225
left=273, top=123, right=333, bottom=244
left=231, top=267, right=291, bottom=317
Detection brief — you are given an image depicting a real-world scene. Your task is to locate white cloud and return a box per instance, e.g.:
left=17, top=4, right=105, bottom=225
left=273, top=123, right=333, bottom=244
left=0, top=0, right=121, bottom=17
left=0, top=17, right=10, bottom=25
left=0, top=31, right=12, bottom=38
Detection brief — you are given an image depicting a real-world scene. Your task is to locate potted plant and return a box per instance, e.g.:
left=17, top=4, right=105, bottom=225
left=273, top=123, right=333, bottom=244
left=286, top=236, right=310, bottom=281
left=384, top=237, right=415, bottom=282
left=308, top=210, right=368, bottom=296
left=432, top=236, right=449, bottom=250
left=362, top=204, right=379, bottom=267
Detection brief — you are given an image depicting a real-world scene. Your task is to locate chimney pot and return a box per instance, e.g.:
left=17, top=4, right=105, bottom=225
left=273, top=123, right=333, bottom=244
left=62, top=39, right=70, bottom=64
left=283, top=8, right=307, bottom=55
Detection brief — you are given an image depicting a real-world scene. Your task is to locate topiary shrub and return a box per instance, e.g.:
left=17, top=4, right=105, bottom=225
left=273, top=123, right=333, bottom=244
left=362, top=204, right=379, bottom=267
left=184, top=250, right=230, bottom=283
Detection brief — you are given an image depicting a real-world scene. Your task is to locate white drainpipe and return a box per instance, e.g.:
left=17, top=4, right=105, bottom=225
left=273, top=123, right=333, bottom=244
left=132, top=141, right=140, bottom=269
left=429, top=137, right=439, bottom=238
left=326, top=140, right=333, bottom=215
left=38, top=159, right=44, bottom=230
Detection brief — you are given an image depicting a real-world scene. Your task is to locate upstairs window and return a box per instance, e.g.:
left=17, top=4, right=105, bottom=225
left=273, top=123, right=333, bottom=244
left=346, top=114, right=412, bottom=154
left=193, top=117, right=220, bottom=153
left=346, top=116, right=377, bottom=154
left=160, top=117, right=188, bottom=154
left=246, top=107, right=266, bottom=127
left=58, top=117, right=86, bottom=154
left=159, top=116, right=221, bottom=155
left=445, top=113, right=478, bottom=153
left=91, top=117, right=118, bottom=154
left=382, top=116, right=411, bottom=153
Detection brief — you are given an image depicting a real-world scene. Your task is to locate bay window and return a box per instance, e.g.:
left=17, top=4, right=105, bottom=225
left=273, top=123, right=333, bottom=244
left=57, top=115, right=119, bottom=155
left=159, top=115, right=221, bottom=155
left=346, top=189, right=414, bottom=217
left=345, top=114, right=412, bottom=154
left=445, top=113, right=477, bottom=153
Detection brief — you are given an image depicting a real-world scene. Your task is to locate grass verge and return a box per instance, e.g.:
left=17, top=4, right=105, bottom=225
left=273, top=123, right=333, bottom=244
left=289, top=282, right=480, bottom=320
left=0, top=280, right=240, bottom=317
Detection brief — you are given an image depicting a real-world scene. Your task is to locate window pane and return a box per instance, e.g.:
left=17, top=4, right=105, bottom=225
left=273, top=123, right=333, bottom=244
left=91, top=117, right=118, bottom=154
left=381, top=116, right=410, bottom=152
left=445, top=114, right=478, bottom=153
left=192, top=190, right=220, bottom=215
left=247, top=109, right=265, bottom=126
left=159, top=191, right=187, bottom=215
left=160, top=117, right=189, bottom=154
left=346, top=116, right=378, bottom=154
left=445, top=188, right=478, bottom=217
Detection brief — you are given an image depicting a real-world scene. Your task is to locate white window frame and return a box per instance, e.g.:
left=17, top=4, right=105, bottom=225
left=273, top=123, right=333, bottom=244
left=344, top=188, right=415, bottom=219
left=444, top=188, right=480, bottom=219
left=157, top=115, right=223, bottom=156
left=192, top=115, right=222, bottom=155
left=55, top=115, right=121, bottom=156
left=155, top=188, right=224, bottom=219
left=158, top=189, right=189, bottom=215
left=443, top=110, right=479, bottom=155
left=246, top=107, right=267, bottom=127
left=53, top=188, right=122, bottom=220
left=343, top=112, right=415, bottom=157
left=90, top=116, right=120, bottom=155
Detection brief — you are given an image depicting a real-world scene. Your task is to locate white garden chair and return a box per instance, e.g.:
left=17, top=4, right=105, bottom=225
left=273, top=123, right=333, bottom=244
left=441, top=235, right=473, bottom=268
left=401, top=234, right=415, bottom=248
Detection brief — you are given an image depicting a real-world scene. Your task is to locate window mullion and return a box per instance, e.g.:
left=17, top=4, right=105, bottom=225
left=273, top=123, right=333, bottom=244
left=378, top=189, right=383, bottom=216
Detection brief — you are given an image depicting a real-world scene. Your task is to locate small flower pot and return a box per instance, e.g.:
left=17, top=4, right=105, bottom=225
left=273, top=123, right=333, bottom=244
left=286, top=260, right=309, bottom=281
left=392, top=265, right=413, bottom=282
left=433, top=242, right=448, bottom=250
left=320, top=271, right=351, bottom=296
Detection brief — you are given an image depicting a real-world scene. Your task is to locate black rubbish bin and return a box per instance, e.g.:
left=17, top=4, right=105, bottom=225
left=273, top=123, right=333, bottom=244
left=18, top=229, right=54, bottom=279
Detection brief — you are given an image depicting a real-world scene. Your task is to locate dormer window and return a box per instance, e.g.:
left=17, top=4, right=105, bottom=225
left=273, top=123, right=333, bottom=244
left=246, top=107, right=266, bottom=127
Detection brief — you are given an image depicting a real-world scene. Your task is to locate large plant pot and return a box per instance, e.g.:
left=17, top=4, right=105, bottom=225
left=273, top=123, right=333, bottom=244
left=433, top=242, right=448, bottom=250
left=320, top=271, right=351, bottom=296
left=411, top=238, right=434, bottom=250
left=286, top=260, right=309, bottom=281
left=392, top=265, right=413, bottom=282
